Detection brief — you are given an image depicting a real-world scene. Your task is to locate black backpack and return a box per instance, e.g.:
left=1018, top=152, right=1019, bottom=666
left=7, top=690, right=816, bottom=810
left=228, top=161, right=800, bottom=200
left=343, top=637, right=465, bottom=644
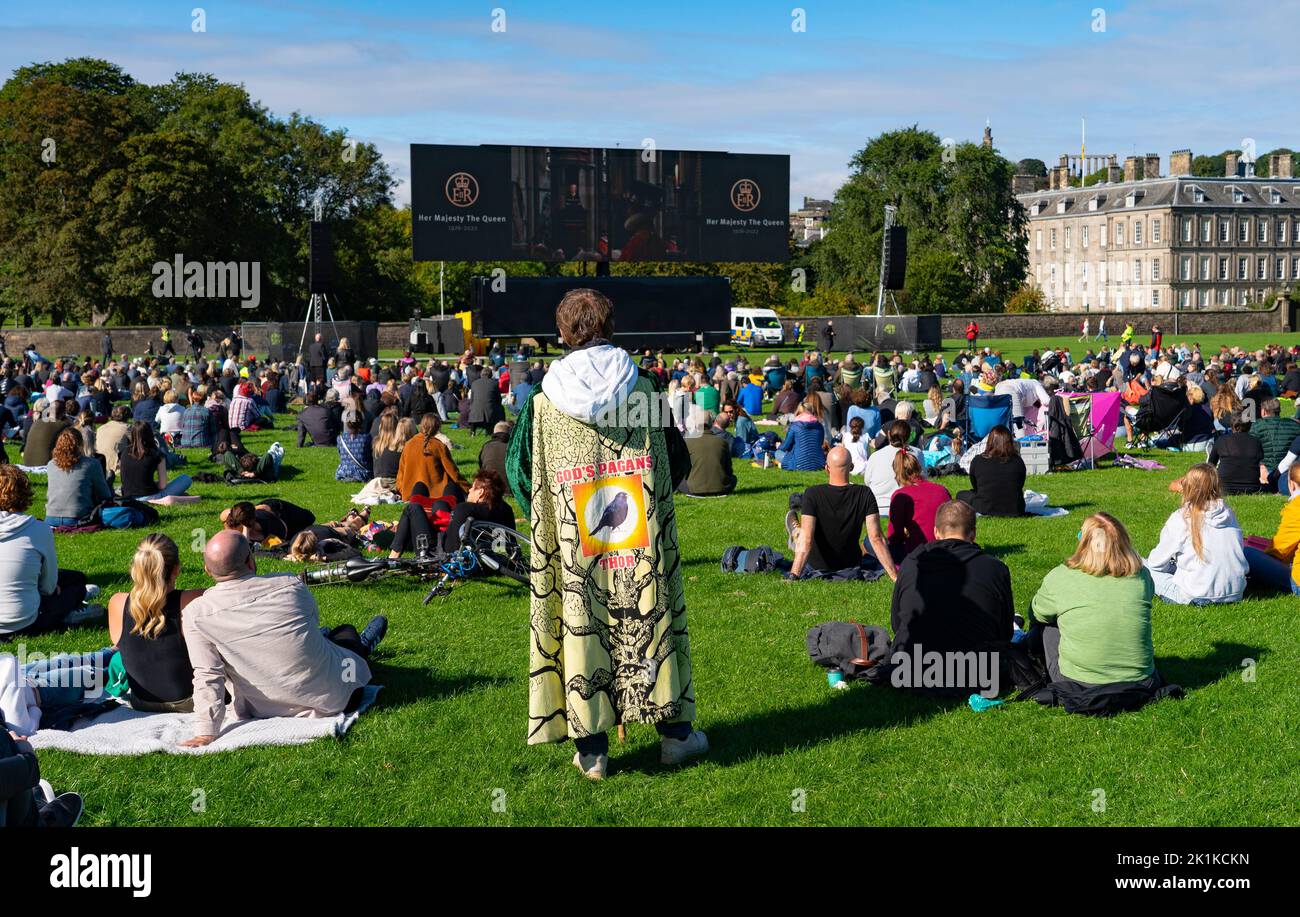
left=720, top=545, right=783, bottom=574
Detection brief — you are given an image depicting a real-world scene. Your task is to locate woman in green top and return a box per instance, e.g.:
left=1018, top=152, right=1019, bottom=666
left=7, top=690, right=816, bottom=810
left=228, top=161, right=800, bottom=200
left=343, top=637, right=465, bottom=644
left=1028, top=512, right=1155, bottom=686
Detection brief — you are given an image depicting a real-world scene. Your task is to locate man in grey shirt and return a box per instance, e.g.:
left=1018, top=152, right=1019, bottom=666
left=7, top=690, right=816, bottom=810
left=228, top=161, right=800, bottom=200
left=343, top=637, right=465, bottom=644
left=179, top=531, right=388, bottom=747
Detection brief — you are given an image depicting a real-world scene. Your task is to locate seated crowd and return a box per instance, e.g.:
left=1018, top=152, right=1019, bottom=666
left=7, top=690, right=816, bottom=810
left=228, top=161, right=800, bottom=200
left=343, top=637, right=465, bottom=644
left=3, top=329, right=1299, bottom=825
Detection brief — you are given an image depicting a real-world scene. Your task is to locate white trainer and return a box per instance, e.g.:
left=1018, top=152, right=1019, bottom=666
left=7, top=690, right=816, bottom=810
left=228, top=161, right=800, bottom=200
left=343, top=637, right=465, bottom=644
left=660, top=729, right=710, bottom=766
left=63, top=604, right=106, bottom=627
left=572, top=750, right=608, bottom=781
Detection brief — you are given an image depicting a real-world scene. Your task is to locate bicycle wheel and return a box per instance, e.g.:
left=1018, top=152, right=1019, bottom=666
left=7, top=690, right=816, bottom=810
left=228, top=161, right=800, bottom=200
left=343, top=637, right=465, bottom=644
left=465, top=522, right=532, bottom=585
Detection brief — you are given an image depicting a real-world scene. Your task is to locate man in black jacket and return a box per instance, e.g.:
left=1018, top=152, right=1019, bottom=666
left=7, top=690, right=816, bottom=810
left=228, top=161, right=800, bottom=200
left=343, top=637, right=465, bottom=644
left=306, top=333, right=327, bottom=384
left=872, top=500, right=1014, bottom=696
left=478, top=421, right=511, bottom=480
left=296, top=389, right=339, bottom=447
left=467, top=370, right=502, bottom=435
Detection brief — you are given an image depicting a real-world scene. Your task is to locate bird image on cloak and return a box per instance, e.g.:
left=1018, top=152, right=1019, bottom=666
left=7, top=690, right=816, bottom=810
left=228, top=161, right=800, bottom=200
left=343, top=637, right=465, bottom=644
left=507, top=362, right=694, bottom=745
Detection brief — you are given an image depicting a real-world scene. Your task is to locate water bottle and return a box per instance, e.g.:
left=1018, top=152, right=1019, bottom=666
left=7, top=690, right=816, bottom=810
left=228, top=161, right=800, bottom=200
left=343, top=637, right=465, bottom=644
left=826, top=669, right=844, bottom=688
left=762, top=450, right=771, bottom=469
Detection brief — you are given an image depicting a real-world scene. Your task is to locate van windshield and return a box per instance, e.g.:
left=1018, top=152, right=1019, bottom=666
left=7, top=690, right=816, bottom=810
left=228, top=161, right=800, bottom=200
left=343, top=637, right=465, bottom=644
left=757, top=318, right=781, bottom=328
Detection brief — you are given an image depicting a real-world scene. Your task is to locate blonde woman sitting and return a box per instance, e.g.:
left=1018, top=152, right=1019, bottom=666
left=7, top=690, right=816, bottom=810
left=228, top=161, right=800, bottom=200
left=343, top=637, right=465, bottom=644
left=107, top=534, right=205, bottom=712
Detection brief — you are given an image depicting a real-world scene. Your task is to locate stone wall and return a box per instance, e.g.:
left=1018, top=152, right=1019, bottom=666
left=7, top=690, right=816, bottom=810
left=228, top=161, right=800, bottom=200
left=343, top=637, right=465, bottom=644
left=780, top=305, right=1288, bottom=343
left=4, top=322, right=418, bottom=360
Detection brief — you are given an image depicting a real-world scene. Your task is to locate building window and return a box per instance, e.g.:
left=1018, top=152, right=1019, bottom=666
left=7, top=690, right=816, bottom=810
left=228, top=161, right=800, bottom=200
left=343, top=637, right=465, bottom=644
left=1152, top=259, right=1161, bottom=281
left=1200, top=255, right=1211, bottom=279
left=1082, top=225, right=1089, bottom=247
left=1294, top=218, right=1300, bottom=243
left=1100, top=224, right=1108, bottom=247
left=1219, top=288, right=1230, bottom=306
left=1180, top=256, right=1191, bottom=280
left=1240, top=289, right=1249, bottom=306
left=1259, top=218, right=1269, bottom=243
left=1293, top=256, right=1300, bottom=278
left=1239, top=220, right=1250, bottom=242
left=1065, top=227, right=1072, bottom=249
left=1280, top=219, right=1288, bottom=244
left=1198, top=288, right=1210, bottom=308
left=1134, top=259, right=1141, bottom=282
left=1134, top=221, right=1142, bottom=244
left=1178, top=289, right=1190, bottom=308
left=1152, top=290, right=1160, bottom=308
left=1258, top=256, right=1268, bottom=280
left=1238, top=256, right=1249, bottom=280
left=1279, top=257, right=1287, bottom=280
left=1200, top=218, right=1212, bottom=242
left=1219, top=218, right=1231, bottom=242
left=1050, top=228, right=1057, bottom=249
left=1050, top=265, right=1056, bottom=288
left=1181, top=218, right=1192, bottom=242
left=1116, top=262, right=1125, bottom=283
left=1035, top=229, right=1042, bottom=252
left=1152, top=219, right=1161, bottom=242
left=1219, top=256, right=1229, bottom=280
left=1116, top=223, right=1125, bottom=245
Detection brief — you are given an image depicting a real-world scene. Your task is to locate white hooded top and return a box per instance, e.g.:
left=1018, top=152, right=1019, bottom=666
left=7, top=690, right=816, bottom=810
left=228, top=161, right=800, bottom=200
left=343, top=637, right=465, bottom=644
left=1146, top=500, right=1248, bottom=603
left=540, top=344, right=639, bottom=425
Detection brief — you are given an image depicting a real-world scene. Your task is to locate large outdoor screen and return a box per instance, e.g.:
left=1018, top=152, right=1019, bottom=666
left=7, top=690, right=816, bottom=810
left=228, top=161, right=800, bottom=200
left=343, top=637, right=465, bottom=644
left=411, top=144, right=790, bottom=263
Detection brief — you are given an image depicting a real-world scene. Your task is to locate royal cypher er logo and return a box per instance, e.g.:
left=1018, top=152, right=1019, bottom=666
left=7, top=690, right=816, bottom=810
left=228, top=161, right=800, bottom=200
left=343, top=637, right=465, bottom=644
left=730, top=178, right=760, bottom=212
left=446, top=171, right=479, bottom=207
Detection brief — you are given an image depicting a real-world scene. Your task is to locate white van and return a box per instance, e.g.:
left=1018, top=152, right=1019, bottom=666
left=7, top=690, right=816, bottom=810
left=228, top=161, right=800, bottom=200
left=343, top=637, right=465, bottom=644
left=730, top=308, right=785, bottom=347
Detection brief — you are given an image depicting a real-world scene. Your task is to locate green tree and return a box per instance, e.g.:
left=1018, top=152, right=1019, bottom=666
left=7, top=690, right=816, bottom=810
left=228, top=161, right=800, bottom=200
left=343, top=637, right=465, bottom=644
left=809, top=127, right=1026, bottom=314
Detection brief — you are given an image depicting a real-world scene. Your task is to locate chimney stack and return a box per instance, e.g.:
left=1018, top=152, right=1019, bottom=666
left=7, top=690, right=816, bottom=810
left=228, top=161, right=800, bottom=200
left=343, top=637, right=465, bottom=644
left=1269, top=151, right=1294, bottom=179
left=1107, top=163, right=1123, bottom=184
left=1225, top=151, right=1240, bottom=177
left=1143, top=153, right=1160, bottom=180
left=1170, top=149, right=1193, bottom=176
left=1123, top=156, right=1139, bottom=183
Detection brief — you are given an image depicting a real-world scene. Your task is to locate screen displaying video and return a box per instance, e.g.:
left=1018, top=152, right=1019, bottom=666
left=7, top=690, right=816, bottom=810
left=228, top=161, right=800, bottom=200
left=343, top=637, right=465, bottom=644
left=411, top=144, right=789, bottom=263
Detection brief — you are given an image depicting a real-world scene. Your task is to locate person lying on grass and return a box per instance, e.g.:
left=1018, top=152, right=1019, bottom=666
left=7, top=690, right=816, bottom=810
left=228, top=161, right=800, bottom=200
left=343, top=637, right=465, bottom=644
left=386, top=470, right=514, bottom=560
left=178, top=531, right=387, bottom=748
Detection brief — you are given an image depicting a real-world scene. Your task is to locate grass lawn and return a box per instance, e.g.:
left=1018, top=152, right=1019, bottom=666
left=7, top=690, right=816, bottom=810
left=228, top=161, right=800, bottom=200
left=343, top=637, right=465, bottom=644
left=15, top=415, right=1299, bottom=827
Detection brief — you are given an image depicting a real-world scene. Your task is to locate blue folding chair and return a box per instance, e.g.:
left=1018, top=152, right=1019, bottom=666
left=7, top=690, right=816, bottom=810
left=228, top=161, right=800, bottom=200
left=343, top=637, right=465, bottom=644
left=965, top=393, right=1014, bottom=443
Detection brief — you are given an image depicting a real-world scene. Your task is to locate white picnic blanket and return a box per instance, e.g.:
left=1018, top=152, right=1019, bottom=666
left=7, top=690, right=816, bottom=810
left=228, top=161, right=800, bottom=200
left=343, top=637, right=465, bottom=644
left=28, top=685, right=381, bottom=756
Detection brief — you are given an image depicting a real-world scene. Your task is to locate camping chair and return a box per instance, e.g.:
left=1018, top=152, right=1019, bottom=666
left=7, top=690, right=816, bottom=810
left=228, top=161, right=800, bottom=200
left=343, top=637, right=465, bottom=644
left=964, top=393, right=1014, bottom=443
left=871, top=365, right=895, bottom=402
left=1130, top=382, right=1188, bottom=448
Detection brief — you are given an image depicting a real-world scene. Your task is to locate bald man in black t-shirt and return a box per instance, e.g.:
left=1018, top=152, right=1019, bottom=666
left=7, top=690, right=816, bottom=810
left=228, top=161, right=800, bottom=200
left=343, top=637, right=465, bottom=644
left=787, top=445, right=897, bottom=581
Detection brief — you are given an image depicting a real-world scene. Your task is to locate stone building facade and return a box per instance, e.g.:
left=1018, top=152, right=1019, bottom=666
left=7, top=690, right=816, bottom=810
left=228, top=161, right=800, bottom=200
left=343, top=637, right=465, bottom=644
left=1020, top=149, right=1300, bottom=313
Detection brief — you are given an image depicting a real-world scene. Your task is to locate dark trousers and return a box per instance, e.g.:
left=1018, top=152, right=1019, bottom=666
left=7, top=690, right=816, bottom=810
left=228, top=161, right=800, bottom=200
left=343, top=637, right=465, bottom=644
left=0, top=778, right=38, bottom=827
left=323, top=624, right=371, bottom=714
left=575, top=721, right=691, bottom=756
left=326, top=623, right=370, bottom=660
left=390, top=502, right=446, bottom=555
left=0, top=570, right=88, bottom=640
left=1041, top=623, right=1063, bottom=683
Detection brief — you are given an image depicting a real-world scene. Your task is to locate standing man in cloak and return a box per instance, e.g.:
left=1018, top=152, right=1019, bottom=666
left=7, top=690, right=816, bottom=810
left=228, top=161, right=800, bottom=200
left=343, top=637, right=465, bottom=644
left=507, top=288, right=707, bottom=780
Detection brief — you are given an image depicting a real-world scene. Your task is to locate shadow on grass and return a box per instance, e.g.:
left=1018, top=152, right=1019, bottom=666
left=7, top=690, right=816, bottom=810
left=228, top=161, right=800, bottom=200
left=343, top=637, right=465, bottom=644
left=367, top=662, right=506, bottom=709
left=1156, top=641, right=1263, bottom=691
left=619, top=685, right=954, bottom=773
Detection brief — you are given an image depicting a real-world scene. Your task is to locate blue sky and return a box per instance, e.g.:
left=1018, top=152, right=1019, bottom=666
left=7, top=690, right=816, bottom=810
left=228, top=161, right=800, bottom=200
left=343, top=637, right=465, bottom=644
left=3, top=1, right=1297, bottom=208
